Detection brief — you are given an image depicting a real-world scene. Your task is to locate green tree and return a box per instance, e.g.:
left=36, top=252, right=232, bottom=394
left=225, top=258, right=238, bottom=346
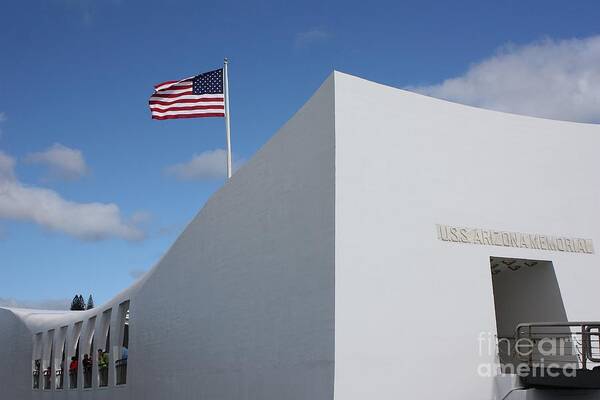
left=70, top=294, right=86, bottom=311
left=86, top=295, right=94, bottom=310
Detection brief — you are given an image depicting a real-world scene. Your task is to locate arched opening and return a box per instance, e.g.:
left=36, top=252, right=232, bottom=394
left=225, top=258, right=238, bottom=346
left=84, top=334, right=94, bottom=388
left=490, top=256, right=568, bottom=369
left=83, top=317, right=96, bottom=389
left=44, top=343, right=53, bottom=389
left=69, top=338, right=80, bottom=389
left=56, top=335, right=66, bottom=390
left=116, top=301, right=129, bottom=385
left=100, top=327, right=110, bottom=386
left=98, top=309, right=111, bottom=387
left=43, top=330, right=54, bottom=390
left=68, top=321, right=82, bottom=389
left=32, top=333, right=42, bottom=389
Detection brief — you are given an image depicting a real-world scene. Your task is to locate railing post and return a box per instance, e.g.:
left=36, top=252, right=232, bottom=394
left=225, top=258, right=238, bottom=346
left=582, top=324, right=588, bottom=370
left=528, top=325, right=533, bottom=368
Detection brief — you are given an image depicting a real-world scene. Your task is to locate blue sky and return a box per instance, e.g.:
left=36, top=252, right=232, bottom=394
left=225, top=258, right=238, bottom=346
left=1, top=0, right=600, bottom=308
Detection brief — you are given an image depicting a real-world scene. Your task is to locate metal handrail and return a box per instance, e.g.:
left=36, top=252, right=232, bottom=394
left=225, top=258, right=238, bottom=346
left=115, top=358, right=128, bottom=385
left=584, top=325, right=600, bottom=363
left=514, top=321, right=600, bottom=370
left=516, top=321, right=600, bottom=328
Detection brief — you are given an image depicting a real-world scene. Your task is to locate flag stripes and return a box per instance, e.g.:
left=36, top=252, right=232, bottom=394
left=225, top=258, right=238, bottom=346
left=149, top=70, right=225, bottom=120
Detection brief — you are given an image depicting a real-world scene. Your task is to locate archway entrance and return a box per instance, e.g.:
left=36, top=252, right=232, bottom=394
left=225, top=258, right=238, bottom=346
left=489, top=256, right=568, bottom=367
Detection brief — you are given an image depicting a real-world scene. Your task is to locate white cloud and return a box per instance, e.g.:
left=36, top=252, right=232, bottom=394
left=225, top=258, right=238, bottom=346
left=26, top=143, right=88, bottom=180
left=0, top=150, right=143, bottom=241
left=295, top=28, right=332, bottom=48
left=165, top=149, right=244, bottom=181
left=414, top=36, right=600, bottom=123
left=0, top=151, right=16, bottom=180
left=0, top=297, right=71, bottom=310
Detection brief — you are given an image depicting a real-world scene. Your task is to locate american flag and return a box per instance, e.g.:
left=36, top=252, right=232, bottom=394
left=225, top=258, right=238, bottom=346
left=149, top=69, right=225, bottom=120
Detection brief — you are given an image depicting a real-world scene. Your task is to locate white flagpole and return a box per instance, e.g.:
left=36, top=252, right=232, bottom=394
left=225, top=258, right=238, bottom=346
left=223, top=58, right=233, bottom=179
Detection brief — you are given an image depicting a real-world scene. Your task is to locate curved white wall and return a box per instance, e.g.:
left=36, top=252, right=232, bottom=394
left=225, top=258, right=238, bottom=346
left=131, top=73, right=335, bottom=400
left=333, top=71, right=600, bottom=400
left=0, top=74, right=336, bottom=400
left=0, top=308, right=30, bottom=399
left=3, top=71, right=600, bottom=400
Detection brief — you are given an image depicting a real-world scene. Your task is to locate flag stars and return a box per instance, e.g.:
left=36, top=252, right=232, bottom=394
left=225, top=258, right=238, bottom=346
left=192, top=69, right=224, bottom=95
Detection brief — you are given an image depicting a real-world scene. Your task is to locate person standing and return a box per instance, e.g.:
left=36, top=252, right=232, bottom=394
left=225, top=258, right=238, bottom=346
left=69, top=356, right=78, bottom=373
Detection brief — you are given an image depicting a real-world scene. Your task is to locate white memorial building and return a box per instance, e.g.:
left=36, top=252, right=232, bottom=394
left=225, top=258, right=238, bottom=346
left=2, top=71, right=600, bottom=400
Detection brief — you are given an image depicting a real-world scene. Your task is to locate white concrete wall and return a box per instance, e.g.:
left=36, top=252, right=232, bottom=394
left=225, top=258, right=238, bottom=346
left=0, top=74, right=336, bottom=400
left=4, top=71, right=600, bottom=400
left=333, top=71, right=600, bottom=400
left=4, top=286, right=138, bottom=400
left=0, top=308, right=31, bottom=399
left=130, top=75, right=336, bottom=400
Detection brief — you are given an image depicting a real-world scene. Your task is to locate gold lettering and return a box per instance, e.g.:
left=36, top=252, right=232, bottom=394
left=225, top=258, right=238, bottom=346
left=540, top=236, right=548, bottom=250
left=492, top=231, right=502, bottom=245
left=529, top=235, right=540, bottom=249
left=509, top=233, right=519, bottom=247
left=459, top=228, right=469, bottom=243
left=435, top=225, right=593, bottom=254
left=519, top=234, right=528, bottom=248
left=450, top=227, right=459, bottom=242
left=565, top=239, right=573, bottom=252
left=473, top=229, right=483, bottom=244
left=482, top=230, right=491, bottom=245
left=438, top=225, right=449, bottom=241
